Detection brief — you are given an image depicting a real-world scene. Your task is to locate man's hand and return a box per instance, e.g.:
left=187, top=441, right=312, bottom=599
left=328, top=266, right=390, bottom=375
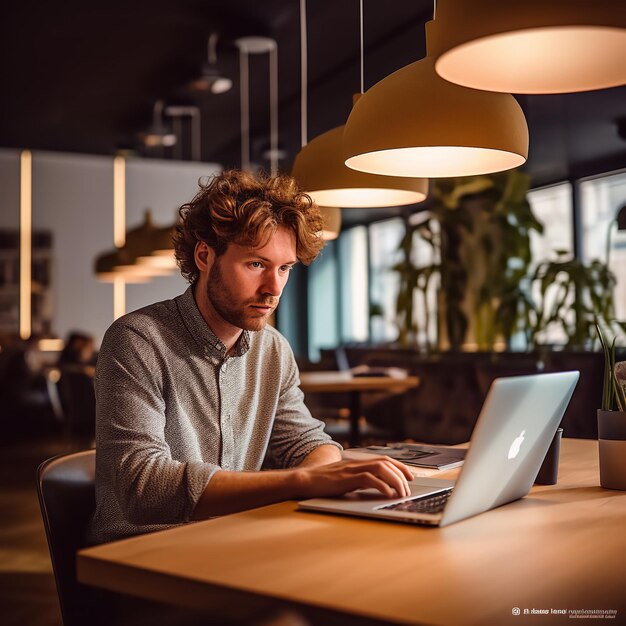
left=295, top=456, right=413, bottom=499
left=192, top=455, right=413, bottom=519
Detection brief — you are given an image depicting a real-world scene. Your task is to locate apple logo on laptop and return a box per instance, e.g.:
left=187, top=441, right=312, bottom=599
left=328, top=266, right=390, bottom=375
left=508, top=430, right=526, bottom=460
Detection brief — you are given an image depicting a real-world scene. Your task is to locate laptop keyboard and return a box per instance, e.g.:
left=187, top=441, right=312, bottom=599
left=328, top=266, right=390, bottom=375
left=379, top=489, right=453, bottom=514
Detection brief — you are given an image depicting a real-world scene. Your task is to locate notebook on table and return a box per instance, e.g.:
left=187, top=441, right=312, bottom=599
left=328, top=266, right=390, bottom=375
left=299, top=371, right=579, bottom=527
left=350, top=444, right=466, bottom=470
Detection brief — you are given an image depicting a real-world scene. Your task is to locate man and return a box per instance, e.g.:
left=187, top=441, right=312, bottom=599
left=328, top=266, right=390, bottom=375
left=90, top=170, right=411, bottom=544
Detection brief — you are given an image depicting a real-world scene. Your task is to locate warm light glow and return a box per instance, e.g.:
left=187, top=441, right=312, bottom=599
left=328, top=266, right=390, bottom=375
left=136, top=254, right=177, bottom=269
left=113, top=156, right=126, bottom=248
left=113, top=276, right=125, bottom=320
left=113, top=156, right=126, bottom=318
left=97, top=272, right=150, bottom=284
left=38, top=338, right=65, bottom=352
left=346, top=146, right=526, bottom=178
left=113, top=264, right=174, bottom=277
left=311, top=188, right=425, bottom=208
left=292, top=125, right=428, bottom=208
left=19, top=150, right=32, bottom=340
left=436, top=27, right=626, bottom=94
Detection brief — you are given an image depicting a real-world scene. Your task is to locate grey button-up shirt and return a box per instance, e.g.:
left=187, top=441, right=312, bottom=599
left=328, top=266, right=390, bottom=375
left=89, top=286, right=340, bottom=544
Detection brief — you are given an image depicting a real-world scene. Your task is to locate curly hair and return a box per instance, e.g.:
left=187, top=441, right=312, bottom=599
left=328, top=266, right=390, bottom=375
left=173, top=170, right=325, bottom=283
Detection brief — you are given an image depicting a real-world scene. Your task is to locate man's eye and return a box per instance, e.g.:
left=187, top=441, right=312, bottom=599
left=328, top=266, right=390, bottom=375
left=250, top=262, right=263, bottom=269
left=280, top=266, right=292, bottom=273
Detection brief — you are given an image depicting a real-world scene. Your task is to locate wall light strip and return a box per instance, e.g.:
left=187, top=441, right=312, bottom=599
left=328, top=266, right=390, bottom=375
left=113, top=156, right=126, bottom=248
left=113, top=156, right=126, bottom=319
left=113, top=276, right=126, bottom=320
left=19, top=150, right=32, bottom=340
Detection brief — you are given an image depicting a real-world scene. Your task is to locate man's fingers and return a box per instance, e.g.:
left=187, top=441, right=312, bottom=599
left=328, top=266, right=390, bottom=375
left=374, top=459, right=411, bottom=497
left=381, top=455, right=414, bottom=481
left=357, top=471, right=396, bottom=498
left=344, top=458, right=411, bottom=498
left=382, top=460, right=412, bottom=497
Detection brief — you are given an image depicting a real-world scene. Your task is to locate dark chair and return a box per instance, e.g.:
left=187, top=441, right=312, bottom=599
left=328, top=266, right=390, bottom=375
left=37, top=450, right=220, bottom=626
left=37, top=449, right=102, bottom=626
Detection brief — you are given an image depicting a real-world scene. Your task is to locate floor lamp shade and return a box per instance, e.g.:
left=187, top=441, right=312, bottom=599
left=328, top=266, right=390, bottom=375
left=292, top=125, right=428, bottom=208
left=431, top=0, right=626, bottom=94
left=344, top=48, right=528, bottom=177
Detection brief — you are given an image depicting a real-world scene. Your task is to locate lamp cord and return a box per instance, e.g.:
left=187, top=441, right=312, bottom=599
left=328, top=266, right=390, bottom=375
left=300, top=0, right=308, bottom=147
left=360, top=0, right=364, bottom=93
left=239, top=49, right=250, bottom=170
left=269, top=45, right=278, bottom=176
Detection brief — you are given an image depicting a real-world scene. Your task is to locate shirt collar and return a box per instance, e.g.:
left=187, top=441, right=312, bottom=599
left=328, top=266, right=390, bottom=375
left=175, top=285, right=251, bottom=359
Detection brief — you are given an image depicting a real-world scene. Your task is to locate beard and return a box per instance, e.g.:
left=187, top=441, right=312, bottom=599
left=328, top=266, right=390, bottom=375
left=206, top=258, right=277, bottom=332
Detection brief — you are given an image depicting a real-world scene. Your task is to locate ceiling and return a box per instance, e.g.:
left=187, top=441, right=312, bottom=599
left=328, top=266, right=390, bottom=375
left=2, top=0, right=625, bottom=226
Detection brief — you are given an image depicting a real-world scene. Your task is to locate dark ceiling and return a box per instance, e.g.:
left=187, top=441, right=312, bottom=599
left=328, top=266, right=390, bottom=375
left=2, top=0, right=625, bottom=226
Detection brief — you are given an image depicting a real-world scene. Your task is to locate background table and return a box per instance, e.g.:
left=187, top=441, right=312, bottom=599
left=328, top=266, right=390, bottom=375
left=78, top=439, right=626, bottom=625
left=299, top=371, right=419, bottom=446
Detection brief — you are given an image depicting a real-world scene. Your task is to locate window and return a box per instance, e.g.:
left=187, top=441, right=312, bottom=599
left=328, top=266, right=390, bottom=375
left=526, top=183, right=575, bottom=345
left=338, top=226, right=368, bottom=343
left=527, top=183, right=574, bottom=266
left=408, top=214, right=439, bottom=350
left=307, top=240, right=339, bottom=360
left=580, top=171, right=626, bottom=320
left=368, top=218, right=405, bottom=343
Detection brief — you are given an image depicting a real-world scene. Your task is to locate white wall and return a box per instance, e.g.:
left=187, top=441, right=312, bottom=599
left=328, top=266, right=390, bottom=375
left=32, top=151, right=114, bottom=345
left=0, top=148, right=221, bottom=345
left=125, top=159, right=220, bottom=315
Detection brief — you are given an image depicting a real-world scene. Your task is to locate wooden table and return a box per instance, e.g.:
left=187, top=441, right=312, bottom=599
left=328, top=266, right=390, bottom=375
left=78, top=439, right=626, bottom=625
left=299, top=371, right=419, bottom=446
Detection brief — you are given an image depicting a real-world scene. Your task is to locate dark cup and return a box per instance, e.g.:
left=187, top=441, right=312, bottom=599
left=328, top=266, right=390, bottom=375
left=534, top=427, right=563, bottom=485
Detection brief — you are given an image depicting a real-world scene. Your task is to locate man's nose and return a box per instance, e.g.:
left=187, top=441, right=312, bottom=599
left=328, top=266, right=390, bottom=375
left=261, top=270, right=282, bottom=296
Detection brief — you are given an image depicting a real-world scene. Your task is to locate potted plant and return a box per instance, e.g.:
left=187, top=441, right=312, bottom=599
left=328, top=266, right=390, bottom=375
left=596, top=324, right=626, bottom=490
left=393, top=169, right=542, bottom=351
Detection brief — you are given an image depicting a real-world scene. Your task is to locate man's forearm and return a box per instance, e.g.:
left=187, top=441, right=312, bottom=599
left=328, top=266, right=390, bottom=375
left=298, top=443, right=342, bottom=467
left=191, top=468, right=306, bottom=519
left=191, top=451, right=413, bottom=521
left=191, top=446, right=340, bottom=520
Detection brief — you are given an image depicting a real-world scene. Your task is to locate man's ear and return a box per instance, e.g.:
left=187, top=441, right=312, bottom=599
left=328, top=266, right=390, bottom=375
left=194, top=241, right=215, bottom=273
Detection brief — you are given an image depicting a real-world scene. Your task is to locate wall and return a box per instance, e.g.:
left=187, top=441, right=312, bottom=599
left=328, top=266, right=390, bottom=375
left=0, top=148, right=221, bottom=345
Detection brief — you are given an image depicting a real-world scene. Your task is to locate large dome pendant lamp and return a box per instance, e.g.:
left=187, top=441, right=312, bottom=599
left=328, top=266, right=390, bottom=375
left=343, top=20, right=529, bottom=178
left=431, top=0, right=626, bottom=94
left=291, top=0, right=428, bottom=208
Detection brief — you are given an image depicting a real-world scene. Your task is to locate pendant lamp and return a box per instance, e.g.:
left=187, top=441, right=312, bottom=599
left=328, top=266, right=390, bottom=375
left=291, top=0, right=428, bottom=208
left=113, top=211, right=177, bottom=276
left=319, top=206, right=341, bottom=241
left=431, top=0, right=626, bottom=94
left=292, top=121, right=428, bottom=207
left=94, top=250, right=151, bottom=283
left=95, top=211, right=177, bottom=281
left=190, top=33, right=233, bottom=95
left=343, top=21, right=528, bottom=178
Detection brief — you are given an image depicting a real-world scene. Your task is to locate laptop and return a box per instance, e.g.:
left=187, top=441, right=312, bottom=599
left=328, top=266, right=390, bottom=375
left=299, top=371, right=579, bottom=527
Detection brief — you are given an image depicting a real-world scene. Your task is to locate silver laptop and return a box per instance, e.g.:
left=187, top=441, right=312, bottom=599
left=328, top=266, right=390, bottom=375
left=299, top=371, right=579, bottom=527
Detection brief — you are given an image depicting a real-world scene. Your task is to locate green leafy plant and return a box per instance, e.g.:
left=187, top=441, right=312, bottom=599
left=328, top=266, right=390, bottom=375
left=394, top=170, right=542, bottom=351
left=596, top=324, right=626, bottom=412
left=531, top=254, right=621, bottom=349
